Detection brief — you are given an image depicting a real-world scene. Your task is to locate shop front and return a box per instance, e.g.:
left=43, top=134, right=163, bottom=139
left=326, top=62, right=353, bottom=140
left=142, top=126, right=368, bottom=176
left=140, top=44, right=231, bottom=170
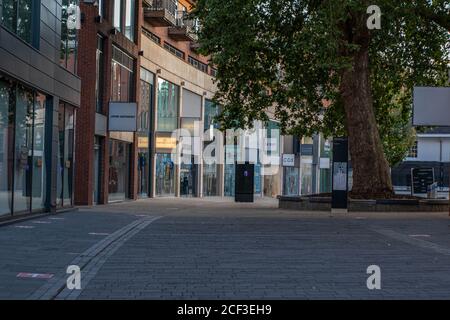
left=137, top=68, right=155, bottom=198
left=0, top=75, right=77, bottom=217
left=108, top=138, right=131, bottom=202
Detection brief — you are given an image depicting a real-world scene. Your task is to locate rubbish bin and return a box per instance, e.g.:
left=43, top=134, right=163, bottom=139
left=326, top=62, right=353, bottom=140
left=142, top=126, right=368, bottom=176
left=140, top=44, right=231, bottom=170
left=235, top=162, right=254, bottom=202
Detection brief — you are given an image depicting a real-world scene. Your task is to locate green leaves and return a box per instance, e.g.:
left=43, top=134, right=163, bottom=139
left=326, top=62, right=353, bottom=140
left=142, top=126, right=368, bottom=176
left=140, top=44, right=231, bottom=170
left=193, top=0, right=450, bottom=164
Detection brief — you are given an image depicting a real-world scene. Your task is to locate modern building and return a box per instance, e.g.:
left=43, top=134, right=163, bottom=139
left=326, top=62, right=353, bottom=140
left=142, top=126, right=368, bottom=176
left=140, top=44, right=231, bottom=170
left=74, top=0, right=142, bottom=205
left=0, top=0, right=81, bottom=219
left=392, top=127, right=450, bottom=197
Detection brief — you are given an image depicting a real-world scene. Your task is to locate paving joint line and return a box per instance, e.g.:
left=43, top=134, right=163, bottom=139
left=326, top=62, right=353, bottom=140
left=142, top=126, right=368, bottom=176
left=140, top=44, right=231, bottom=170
left=27, top=216, right=161, bottom=300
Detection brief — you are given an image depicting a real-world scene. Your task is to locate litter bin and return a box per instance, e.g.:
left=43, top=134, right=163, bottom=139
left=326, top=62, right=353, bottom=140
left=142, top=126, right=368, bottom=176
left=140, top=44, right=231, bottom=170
left=235, top=162, right=254, bottom=202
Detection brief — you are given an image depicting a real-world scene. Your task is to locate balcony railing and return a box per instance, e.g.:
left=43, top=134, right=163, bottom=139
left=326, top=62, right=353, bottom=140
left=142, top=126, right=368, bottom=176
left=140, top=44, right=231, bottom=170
left=144, top=0, right=177, bottom=27
left=168, top=11, right=199, bottom=42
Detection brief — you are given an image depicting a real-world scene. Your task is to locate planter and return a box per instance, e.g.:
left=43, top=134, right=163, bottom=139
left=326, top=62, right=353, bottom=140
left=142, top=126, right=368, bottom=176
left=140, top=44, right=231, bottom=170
left=278, top=196, right=449, bottom=212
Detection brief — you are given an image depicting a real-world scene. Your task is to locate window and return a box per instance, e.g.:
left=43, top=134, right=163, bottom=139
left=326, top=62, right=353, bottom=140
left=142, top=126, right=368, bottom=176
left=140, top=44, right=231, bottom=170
left=56, top=103, right=76, bottom=207
left=408, top=141, right=418, bottom=158
left=113, top=0, right=121, bottom=31
left=188, top=56, right=208, bottom=73
left=124, top=0, right=135, bottom=41
left=113, top=0, right=135, bottom=42
left=98, top=0, right=105, bottom=17
left=111, top=46, right=135, bottom=102
left=204, top=99, right=220, bottom=131
left=143, top=28, right=160, bottom=45
left=157, top=78, right=179, bottom=132
left=0, top=77, right=48, bottom=216
left=1, top=0, right=35, bottom=45
left=60, top=0, right=79, bottom=74
left=95, top=35, right=104, bottom=113
left=163, top=42, right=185, bottom=59
left=210, top=68, right=217, bottom=77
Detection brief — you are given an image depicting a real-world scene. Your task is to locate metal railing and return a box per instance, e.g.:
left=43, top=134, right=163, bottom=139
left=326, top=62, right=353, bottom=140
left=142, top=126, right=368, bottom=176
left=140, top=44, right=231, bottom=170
left=175, top=11, right=200, bottom=34
left=146, top=0, right=178, bottom=18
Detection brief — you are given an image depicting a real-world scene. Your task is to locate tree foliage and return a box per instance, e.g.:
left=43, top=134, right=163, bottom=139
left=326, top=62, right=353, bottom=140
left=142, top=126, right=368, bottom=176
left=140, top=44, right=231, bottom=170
left=193, top=0, right=449, bottom=167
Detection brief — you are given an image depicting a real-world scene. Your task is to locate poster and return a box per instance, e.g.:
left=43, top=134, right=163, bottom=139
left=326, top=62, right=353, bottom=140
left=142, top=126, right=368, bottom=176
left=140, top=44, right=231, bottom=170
left=333, top=162, right=347, bottom=191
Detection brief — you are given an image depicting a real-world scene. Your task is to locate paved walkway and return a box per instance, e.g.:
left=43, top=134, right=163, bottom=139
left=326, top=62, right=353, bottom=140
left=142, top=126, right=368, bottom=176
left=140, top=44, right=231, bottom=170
left=1, top=197, right=450, bottom=299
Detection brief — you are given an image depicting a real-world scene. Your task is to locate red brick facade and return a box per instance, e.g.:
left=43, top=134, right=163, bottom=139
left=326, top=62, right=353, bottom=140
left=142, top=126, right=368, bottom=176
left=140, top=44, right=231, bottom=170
left=75, top=1, right=142, bottom=205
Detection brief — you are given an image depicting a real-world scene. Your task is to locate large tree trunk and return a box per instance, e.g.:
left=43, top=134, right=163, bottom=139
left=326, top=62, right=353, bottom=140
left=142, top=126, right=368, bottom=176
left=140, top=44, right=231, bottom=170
left=339, top=28, right=393, bottom=198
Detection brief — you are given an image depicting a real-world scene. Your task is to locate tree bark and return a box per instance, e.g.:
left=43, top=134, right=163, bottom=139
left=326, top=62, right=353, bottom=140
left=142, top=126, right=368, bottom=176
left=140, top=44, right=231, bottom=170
left=339, top=20, right=394, bottom=198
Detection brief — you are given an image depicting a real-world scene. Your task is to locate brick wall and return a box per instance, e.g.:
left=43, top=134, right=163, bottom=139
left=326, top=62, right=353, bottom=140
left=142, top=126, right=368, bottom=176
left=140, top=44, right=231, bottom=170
left=75, top=1, right=142, bottom=205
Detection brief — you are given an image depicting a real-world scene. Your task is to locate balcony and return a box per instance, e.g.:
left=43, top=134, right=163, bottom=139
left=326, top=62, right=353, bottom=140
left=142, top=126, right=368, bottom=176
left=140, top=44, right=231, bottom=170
left=168, top=11, right=199, bottom=42
left=143, top=0, right=177, bottom=27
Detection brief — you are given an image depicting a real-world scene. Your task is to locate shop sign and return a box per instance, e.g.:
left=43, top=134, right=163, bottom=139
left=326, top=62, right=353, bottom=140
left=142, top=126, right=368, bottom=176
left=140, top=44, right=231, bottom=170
left=138, top=136, right=149, bottom=149
left=319, top=157, right=330, bottom=169
left=108, top=102, right=137, bottom=132
left=156, top=136, right=176, bottom=149
left=282, top=154, right=295, bottom=167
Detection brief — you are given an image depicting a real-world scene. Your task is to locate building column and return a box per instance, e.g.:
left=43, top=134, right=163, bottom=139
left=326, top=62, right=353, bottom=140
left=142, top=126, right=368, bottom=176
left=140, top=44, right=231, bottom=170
left=45, top=96, right=59, bottom=213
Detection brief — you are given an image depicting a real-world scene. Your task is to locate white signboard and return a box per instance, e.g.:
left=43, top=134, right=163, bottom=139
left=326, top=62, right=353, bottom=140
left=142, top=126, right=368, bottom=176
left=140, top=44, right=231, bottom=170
left=319, top=157, right=330, bottom=169
left=282, top=154, right=295, bottom=167
left=333, top=162, right=347, bottom=191
left=413, top=87, right=450, bottom=126
left=109, top=102, right=137, bottom=132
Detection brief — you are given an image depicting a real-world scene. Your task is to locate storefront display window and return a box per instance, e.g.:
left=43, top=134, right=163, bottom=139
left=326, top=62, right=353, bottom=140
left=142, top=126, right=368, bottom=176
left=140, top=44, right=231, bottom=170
left=203, top=163, right=218, bottom=196
left=155, top=153, right=175, bottom=196
left=57, top=103, right=75, bottom=207
left=109, top=139, right=130, bottom=202
left=283, top=167, right=299, bottom=196
left=0, top=77, right=51, bottom=216
left=138, top=69, right=154, bottom=198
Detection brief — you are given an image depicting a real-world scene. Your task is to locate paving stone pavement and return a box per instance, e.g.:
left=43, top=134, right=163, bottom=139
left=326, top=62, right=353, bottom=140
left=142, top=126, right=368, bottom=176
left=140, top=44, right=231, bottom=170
left=1, top=197, right=450, bottom=299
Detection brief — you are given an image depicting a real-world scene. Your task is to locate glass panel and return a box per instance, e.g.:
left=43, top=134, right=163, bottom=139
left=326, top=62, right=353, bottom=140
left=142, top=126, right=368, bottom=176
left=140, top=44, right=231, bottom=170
left=300, top=159, right=313, bottom=195
left=113, top=0, right=121, bottom=31
left=254, top=163, right=261, bottom=194
left=283, top=167, right=299, bottom=196
left=60, top=0, right=78, bottom=73
left=180, top=158, right=197, bottom=197
left=111, top=61, right=120, bottom=101
left=224, top=143, right=236, bottom=196
left=157, top=79, right=178, bottom=132
left=63, top=107, right=74, bottom=205
left=224, top=164, right=235, bottom=196
left=203, top=163, right=218, bottom=196
left=109, top=140, right=129, bottom=201
left=1, top=0, right=18, bottom=32
left=138, top=80, right=152, bottom=198
left=111, top=49, right=134, bottom=103
left=13, top=86, right=33, bottom=213
left=125, top=0, right=134, bottom=41
left=17, top=0, right=32, bottom=43
left=204, top=99, right=219, bottom=131
left=95, top=35, right=104, bottom=113
left=1, top=0, right=32, bottom=44
left=93, top=136, right=100, bottom=203
left=0, top=79, right=12, bottom=216
left=31, top=93, right=46, bottom=210
left=56, top=104, right=65, bottom=206
left=120, top=64, right=130, bottom=102
left=155, top=153, right=175, bottom=196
